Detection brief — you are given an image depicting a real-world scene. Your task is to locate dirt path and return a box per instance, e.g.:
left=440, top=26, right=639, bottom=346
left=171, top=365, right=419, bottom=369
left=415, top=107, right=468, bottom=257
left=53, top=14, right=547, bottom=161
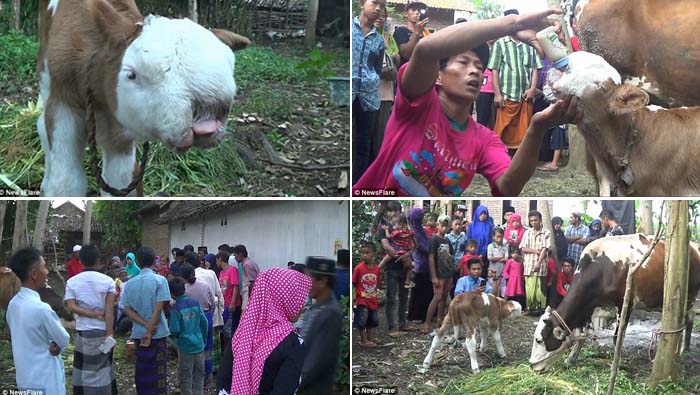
left=351, top=299, right=700, bottom=394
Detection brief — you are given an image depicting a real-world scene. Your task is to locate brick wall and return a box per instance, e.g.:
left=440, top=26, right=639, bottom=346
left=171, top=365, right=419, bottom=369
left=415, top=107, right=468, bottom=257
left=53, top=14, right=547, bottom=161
left=141, top=211, right=170, bottom=262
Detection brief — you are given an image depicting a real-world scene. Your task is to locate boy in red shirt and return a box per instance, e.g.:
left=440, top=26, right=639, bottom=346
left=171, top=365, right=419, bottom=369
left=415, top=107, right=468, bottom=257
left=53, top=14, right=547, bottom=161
left=423, top=213, right=439, bottom=238
left=549, top=257, right=574, bottom=309
left=458, top=240, right=482, bottom=277
left=353, top=243, right=381, bottom=347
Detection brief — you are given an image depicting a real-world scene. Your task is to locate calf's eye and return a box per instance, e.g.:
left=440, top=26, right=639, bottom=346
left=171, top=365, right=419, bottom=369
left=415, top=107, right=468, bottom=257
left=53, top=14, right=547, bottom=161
left=127, top=71, right=137, bottom=80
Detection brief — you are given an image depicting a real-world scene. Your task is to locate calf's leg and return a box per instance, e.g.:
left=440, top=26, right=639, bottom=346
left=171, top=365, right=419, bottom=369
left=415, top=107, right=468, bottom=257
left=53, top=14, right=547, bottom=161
left=492, top=328, right=506, bottom=358
left=100, top=142, right=137, bottom=197
left=464, top=328, right=479, bottom=372
left=478, top=320, right=489, bottom=352
left=39, top=100, right=87, bottom=196
left=421, top=313, right=452, bottom=370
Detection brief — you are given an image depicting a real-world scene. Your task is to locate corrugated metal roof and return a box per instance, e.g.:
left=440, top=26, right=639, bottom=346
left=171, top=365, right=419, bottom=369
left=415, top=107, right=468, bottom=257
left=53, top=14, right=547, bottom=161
left=389, top=0, right=475, bottom=11
left=244, top=0, right=307, bottom=10
left=155, top=201, right=244, bottom=224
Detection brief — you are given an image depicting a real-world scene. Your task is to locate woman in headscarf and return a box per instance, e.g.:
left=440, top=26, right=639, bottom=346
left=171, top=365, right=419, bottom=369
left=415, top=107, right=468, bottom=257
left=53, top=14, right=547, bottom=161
left=467, top=205, right=495, bottom=273
left=407, top=207, right=433, bottom=324
left=204, top=253, right=220, bottom=278
left=588, top=219, right=603, bottom=243
left=124, top=252, right=141, bottom=279
left=221, top=268, right=312, bottom=395
left=504, top=213, right=526, bottom=249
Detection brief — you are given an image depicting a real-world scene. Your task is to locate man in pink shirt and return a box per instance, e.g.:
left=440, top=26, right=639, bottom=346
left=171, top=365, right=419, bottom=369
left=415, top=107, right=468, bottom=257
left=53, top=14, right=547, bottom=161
left=353, top=8, right=581, bottom=197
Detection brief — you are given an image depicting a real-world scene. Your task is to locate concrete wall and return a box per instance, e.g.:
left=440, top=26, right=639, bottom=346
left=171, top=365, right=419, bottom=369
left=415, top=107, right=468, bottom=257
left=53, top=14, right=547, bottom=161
left=169, top=201, right=349, bottom=270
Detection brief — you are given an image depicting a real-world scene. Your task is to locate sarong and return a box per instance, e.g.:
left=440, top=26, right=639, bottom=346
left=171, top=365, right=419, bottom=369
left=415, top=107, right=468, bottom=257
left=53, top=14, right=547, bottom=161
left=73, top=329, right=118, bottom=395
left=135, top=337, right=168, bottom=394
left=525, top=275, right=546, bottom=312
left=493, top=99, right=534, bottom=149
left=205, top=310, right=214, bottom=377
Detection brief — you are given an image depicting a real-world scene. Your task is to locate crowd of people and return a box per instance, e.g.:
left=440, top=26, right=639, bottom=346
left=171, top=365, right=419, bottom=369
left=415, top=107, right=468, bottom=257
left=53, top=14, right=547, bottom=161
left=353, top=201, right=627, bottom=345
left=352, top=0, right=585, bottom=196
left=5, top=242, right=350, bottom=395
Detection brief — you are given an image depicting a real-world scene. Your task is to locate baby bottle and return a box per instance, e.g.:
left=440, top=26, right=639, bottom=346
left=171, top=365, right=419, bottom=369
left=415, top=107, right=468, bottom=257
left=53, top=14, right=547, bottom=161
left=536, top=26, right=570, bottom=70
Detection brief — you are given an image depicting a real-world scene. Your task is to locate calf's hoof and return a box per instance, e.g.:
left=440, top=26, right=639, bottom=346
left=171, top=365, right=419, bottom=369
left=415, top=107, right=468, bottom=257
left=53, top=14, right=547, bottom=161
left=417, top=364, right=430, bottom=374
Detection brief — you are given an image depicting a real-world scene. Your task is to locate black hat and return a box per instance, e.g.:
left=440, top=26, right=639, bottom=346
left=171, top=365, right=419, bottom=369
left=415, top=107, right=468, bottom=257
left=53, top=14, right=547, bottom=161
left=504, top=9, right=519, bottom=16
left=471, top=42, right=490, bottom=69
left=405, top=1, right=427, bottom=11
left=197, top=246, right=208, bottom=253
left=504, top=206, right=516, bottom=213
left=175, top=249, right=185, bottom=257
left=337, top=249, right=350, bottom=266
left=305, top=256, right=336, bottom=276
left=456, top=204, right=467, bottom=212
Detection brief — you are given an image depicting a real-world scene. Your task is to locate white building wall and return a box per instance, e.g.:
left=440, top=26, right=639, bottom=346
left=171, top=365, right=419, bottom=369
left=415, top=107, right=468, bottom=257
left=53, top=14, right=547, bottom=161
left=169, top=200, right=349, bottom=270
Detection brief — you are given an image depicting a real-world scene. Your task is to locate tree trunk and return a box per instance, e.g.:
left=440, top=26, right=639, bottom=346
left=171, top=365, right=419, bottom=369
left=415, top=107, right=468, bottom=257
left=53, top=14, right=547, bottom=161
left=12, top=201, right=28, bottom=251
left=83, top=200, right=93, bottom=245
left=32, top=200, right=50, bottom=252
left=641, top=201, right=654, bottom=234
left=305, top=0, right=319, bottom=48
left=650, top=201, right=689, bottom=388
left=0, top=201, right=7, bottom=253
left=12, top=0, right=20, bottom=32
left=188, top=0, right=198, bottom=23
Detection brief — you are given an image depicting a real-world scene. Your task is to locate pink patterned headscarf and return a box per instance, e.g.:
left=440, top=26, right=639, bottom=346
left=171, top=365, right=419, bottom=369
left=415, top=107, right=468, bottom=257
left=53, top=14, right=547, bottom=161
left=231, top=267, right=312, bottom=395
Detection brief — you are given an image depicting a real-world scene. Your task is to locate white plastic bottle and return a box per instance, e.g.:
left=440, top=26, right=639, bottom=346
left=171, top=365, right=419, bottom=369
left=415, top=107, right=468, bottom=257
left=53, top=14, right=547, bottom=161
left=536, top=26, right=570, bottom=70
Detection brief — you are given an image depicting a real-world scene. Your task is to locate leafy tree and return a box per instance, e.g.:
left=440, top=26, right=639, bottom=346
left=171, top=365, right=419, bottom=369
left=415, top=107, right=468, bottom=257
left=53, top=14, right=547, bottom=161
left=473, top=0, right=504, bottom=20
left=93, top=201, right=145, bottom=253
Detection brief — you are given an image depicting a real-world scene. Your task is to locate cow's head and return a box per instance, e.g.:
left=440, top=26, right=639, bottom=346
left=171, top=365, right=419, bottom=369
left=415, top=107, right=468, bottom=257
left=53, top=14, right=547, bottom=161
left=529, top=307, right=570, bottom=372
left=505, top=300, right=522, bottom=318
left=91, top=0, right=250, bottom=151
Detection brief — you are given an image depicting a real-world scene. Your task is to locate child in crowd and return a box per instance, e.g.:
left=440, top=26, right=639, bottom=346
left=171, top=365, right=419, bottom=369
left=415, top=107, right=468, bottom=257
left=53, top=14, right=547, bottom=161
left=504, top=213, right=526, bottom=248
left=422, top=214, right=454, bottom=335
left=454, top=259, right=492, bottom=295
left=378, top=213, right=416, bottom=288
left=544, top=250, right=558, bottom=307
left=169, top=277, right=208, bottom=395
left=549, top=258, right=574, bottom=309
left=503, top=245, right=525, bottom=308
left=423, top=213, right=439, bottom=238
left=487, top=228, right=508, bottom=297
left=353, top=243, right=381, bottom=347
left=446, top=216, right=467, bottom=298
left=458, top=240, right=482, bottom=277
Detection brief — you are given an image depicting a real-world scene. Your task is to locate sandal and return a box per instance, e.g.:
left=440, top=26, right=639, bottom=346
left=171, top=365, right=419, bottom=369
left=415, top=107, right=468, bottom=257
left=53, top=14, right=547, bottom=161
left=388, top=331, right=401, bottom=338
left=404, top=281, right=416, bottom=289
left=399, top=324, right=417, bottom=332
left=359, top=340, right=377, bottom=348
left=420, top=327, right=431, bottom=335
left=538, top=165, right=559, bottom=172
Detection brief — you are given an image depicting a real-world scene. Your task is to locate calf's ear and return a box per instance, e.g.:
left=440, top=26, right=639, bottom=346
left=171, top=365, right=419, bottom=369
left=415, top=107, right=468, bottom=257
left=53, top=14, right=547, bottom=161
left=609, top=85, right=649, bottom=115
left=91, top=0, right=143, bottom=46
left=212, top=29, right=251, bottom=51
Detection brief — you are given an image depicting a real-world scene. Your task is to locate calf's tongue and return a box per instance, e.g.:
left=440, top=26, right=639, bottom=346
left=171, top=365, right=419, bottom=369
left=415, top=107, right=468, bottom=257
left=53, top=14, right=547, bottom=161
left=192, top=120, right=221, bottom=135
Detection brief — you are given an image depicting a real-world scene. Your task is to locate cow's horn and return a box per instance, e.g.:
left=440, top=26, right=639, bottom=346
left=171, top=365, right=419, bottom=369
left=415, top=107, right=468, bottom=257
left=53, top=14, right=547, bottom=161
left=553, top=327, right=566, bottom=340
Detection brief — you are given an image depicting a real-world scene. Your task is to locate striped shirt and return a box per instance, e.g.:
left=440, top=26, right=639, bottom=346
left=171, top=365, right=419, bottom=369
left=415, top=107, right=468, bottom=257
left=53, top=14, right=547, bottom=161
left=565, top=223, right=589, bottom=263
left=520, top=226, right=551, bottom=277
left=487, top=37, right=543, bottom=102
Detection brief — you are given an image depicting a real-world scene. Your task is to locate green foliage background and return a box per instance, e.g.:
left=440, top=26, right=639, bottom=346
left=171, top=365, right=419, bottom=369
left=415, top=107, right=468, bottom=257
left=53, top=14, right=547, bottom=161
left=93, top=201, right=145, bottom=253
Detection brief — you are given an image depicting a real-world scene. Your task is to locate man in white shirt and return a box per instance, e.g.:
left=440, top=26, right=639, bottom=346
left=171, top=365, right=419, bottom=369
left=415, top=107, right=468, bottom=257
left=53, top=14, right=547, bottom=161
left=7, top=247, right=71, bottom=395
left=64, top=244, right=118, bottom=394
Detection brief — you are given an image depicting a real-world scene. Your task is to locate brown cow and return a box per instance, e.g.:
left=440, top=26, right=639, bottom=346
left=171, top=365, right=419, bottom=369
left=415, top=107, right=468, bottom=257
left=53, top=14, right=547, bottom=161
left=421, top=292, right=522, bottom=373
left=0, top=267, right=73, bottom=322
left=529, top=234, right=700, bottom=371
left=577, top=0, right=700, bottom=107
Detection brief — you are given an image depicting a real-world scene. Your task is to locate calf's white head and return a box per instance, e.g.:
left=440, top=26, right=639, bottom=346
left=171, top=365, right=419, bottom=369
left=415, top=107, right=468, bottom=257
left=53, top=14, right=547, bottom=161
left=544, top=51, right=621, bottom=101
left=91, top=0, right=250, bottom=151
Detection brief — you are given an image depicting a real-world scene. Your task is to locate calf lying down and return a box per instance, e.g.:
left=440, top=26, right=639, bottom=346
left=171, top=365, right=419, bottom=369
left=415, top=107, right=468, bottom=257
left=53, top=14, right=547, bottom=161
left=547, top=51, right=700, bottom=196
left=420, top=292, right=521, bottom=373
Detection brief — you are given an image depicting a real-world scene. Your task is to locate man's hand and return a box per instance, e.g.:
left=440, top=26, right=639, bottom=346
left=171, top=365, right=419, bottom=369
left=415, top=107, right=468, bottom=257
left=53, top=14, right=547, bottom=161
left=532, top=95, right=582, bottom=130
left=416, top=18, right=429, bottom=33
left=523, top=88, right=536, bottom=102
left=533, top=264, right=541, bottom=273
left=49, top=342, right=61, bottom=356
left=431, top=277, right=439, bottom=288
left=511, top=8, right=564, bottom=58
left=494, top=92, right=504, bottom=109
left=141, top=333, right=152, bottom=347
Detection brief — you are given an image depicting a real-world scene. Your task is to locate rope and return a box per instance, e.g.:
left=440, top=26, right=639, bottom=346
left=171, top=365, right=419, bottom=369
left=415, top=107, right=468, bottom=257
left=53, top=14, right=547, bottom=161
left=647, top=326, right=686, bottom=362
left=85, top=23, right=148, bottom=197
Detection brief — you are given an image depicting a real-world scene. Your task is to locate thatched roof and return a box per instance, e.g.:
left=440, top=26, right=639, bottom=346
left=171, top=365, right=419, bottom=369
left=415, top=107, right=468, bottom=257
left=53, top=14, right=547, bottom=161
left=155, top=201, right=243, bottom=224
left=48, top=207, right=104, bottom=233
left=245, top=0, right=307, bottom=10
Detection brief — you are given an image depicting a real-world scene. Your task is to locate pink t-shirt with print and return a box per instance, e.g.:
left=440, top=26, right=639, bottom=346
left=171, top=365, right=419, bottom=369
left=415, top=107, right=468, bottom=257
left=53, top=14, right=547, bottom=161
left=353, top=64, right=510, bottom=196
left=481, top=69, right=495, bottom=94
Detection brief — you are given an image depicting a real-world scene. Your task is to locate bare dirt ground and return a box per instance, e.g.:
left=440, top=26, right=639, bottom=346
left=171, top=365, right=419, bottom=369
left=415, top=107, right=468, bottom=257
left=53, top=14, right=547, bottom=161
left=351, top=297, right=700, bottom=395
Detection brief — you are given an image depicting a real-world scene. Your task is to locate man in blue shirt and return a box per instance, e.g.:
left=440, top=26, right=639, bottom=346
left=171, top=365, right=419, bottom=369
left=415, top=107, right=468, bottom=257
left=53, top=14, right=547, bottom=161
left=352, top=0, right=386, bottom=183
left=122, top=246, right=171, bottom=393
left=454, top=258, right=493, bottom=295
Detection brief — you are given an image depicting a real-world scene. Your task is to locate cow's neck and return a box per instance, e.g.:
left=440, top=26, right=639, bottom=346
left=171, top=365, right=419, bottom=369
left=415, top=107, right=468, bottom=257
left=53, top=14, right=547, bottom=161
left=555, top=268, right=616, bottom=330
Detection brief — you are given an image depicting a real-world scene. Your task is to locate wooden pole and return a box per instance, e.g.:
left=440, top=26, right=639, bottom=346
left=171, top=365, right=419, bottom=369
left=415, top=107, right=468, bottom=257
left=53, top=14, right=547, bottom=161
left=641, top=201, right=654, bottom=234
left=83, top=200, right=93, bottom=245
left=607, top=204, right=665, bottom=395
left=32, top=200, right=50, bottom=252
left=11, top=201, right=28, bottom=251
left=650, top=201, right=689, bottom=388
left=0, top=201, right=7, bottom=254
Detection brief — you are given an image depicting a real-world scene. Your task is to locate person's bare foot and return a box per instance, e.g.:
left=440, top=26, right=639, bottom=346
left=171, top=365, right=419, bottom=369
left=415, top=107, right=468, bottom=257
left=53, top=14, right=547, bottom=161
left=359, top=340, right=377, bottom=348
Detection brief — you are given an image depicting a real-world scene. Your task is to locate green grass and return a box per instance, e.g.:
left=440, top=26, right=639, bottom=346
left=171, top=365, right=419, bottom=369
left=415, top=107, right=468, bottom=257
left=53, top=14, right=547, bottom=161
left=0, top=31, right=39, bottom=95
left=439, top=351, right=700, bottom=395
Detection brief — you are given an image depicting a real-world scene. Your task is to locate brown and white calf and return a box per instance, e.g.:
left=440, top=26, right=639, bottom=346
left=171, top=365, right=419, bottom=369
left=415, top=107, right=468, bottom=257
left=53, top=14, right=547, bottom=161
left=547, top=51, right=700, bottom=196
left=421, top=292, right=522, bottom=373
left=38, top=0, right=250, bottom=196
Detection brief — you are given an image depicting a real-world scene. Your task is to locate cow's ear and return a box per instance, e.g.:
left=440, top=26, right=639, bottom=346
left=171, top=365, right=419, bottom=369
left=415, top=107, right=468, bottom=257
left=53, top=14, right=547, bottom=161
left=212, top=29, right=251, bottom=52
left=91, top=0, right=142, bottom=46
left=639, top=234, right=651, bottom=245
left=609, top=85, right=649, bottom=115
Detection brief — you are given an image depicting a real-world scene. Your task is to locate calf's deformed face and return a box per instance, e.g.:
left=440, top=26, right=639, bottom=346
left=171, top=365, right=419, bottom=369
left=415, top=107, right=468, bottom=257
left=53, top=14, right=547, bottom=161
left=115, top=16, right=250, bottom=151
left=544, top=51, right=621, bottom=102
